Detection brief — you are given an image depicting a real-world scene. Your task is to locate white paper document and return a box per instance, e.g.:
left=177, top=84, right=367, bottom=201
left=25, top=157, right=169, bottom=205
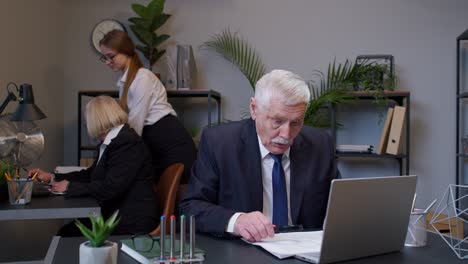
left=248, top=231, right=323, bottom=259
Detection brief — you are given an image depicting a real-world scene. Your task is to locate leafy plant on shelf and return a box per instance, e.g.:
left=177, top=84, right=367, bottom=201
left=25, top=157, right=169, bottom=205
left=350, top=61, right=397, bottom=120
left=128, top=0, right=171, bottom=69
left=75, top=210, right=120, bottom=247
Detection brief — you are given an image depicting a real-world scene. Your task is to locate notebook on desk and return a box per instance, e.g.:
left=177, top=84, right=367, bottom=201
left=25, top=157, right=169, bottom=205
left=295, top=175, right=417, bottom=263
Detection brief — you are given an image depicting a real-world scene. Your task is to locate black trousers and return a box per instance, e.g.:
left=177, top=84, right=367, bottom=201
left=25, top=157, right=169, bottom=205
left=142, top=115, right=197, bottom=184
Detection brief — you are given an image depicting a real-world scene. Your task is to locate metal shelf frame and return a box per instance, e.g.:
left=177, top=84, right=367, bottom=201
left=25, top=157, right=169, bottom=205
left=330, top=91, right=411, bottom=176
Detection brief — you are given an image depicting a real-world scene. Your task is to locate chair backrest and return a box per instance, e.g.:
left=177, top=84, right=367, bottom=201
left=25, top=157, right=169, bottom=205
left=149, top=163, right=184, bottom=236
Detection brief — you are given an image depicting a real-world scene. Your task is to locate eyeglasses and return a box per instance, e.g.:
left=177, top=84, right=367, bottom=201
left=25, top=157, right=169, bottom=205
left=131, top=233, right=159, bottom=252
left=99, top=53, right=117, bottom=63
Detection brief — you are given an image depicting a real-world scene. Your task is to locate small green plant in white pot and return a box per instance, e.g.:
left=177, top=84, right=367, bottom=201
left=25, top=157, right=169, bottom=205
left=77, top=210, right=120, bottom=264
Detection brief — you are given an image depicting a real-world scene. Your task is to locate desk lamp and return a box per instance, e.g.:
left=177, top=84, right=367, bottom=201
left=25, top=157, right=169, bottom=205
left=0, top=83, right=46, bottom=121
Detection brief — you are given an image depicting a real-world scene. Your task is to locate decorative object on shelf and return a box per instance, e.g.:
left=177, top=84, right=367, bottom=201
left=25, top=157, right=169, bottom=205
left=352, top=55, right=397, bottom=120
left=77, top=210, right=120, bottom=264
left=430, top=185, right=468, bottom=260
left=91, top=19, right=126, bottom=54
left=128, top=0, right=171, bottom=69
left=353, top=55, right=395, bottom=92
left=161, top=44, right=198, bottom=90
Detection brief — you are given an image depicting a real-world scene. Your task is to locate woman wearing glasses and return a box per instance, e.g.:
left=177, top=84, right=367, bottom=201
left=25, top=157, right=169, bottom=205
left=98, top=30, right=196, bottom=185
left=29, top=96, right=157, bottom=236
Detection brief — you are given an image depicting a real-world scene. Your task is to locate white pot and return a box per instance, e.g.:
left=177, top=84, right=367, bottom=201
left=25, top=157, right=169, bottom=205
left=79, top=240, right=118, bottom=264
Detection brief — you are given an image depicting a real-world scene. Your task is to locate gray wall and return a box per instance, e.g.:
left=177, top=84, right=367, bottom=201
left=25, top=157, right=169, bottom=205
left=0, top=0, right=64, bottom=171
left=2, top=0, right=464, bottom=209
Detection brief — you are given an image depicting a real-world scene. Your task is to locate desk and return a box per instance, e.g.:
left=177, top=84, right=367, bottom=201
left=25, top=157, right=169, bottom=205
left=0, top=196, right=99, bottom=263
left=0, top=195, right=100, bottom=220
left=51, top=233, right=464, bottom=264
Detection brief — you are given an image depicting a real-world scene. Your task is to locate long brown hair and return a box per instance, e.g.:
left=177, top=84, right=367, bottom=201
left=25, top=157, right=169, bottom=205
left=99, top=30, right=143, bottom=112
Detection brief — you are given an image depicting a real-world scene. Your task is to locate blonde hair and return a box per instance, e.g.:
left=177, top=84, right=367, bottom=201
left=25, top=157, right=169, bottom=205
left=255, top=69, right=310, bottom=112
left=100, top=30, right=143, bottom=112
left=86, top=96, right=128, bottom=139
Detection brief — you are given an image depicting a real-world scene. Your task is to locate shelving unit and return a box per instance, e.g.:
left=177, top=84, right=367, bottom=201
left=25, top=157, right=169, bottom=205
left=330, top=90, right=411, bottom=176
left=77, top=89, right=221, bottom=165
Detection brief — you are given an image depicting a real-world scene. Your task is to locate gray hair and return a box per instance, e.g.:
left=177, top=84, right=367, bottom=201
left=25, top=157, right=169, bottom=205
left=254, top=69, right=310, bottom=111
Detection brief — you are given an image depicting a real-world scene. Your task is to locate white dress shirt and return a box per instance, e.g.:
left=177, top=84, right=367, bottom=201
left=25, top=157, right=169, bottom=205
left=226, top=136, right=292, bottom=232
left=117, top=68, right=176, bottom=136
left=98, top=124, right=124, bottom=163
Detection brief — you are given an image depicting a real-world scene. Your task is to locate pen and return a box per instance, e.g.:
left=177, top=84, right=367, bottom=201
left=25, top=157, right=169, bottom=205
left=169, top=215, right=176, bottom=260
left=189, top=215, right=195, bottom=259
left=159, top=215, right=166, bottom=260
left=180, top=215, right=185, bottom=260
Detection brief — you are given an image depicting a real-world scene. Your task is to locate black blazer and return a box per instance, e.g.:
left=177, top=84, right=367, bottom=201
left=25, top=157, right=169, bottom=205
left=56, top=124, right=157, bottom=235
left=180, top=119, right=338, bottom=235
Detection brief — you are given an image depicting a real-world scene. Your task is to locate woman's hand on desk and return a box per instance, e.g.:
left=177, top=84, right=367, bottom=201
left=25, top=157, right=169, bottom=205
left=28, top=168, right=53, bottom=183
left=51, top=180, right=69, bottom=193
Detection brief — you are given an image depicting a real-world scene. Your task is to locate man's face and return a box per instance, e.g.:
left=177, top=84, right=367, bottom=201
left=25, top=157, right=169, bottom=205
left=250, top=96, right=306, bottom=154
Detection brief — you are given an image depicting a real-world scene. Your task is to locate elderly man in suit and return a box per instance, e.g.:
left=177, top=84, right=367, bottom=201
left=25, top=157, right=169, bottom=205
left=180, top=69, right=338, bottom=242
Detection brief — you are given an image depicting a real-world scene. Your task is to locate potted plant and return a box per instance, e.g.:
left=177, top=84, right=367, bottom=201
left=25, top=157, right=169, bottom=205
left=128, top=0, right=171, bottom=70
left=0, top=159, right=17, bottom=201
left=76, top=210, right=120, bottom=264
left=201, top=29, right=351, bottom=127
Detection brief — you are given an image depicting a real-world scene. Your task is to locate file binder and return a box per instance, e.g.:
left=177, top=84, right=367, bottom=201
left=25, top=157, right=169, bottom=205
left=377, top=107, right=394, bottom=154
left=386, top=106, right=406, bottom=155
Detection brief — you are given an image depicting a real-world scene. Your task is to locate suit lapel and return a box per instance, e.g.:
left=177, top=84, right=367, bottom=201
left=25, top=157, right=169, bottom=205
left=240, top=119, right=263, bottom=212
left=289, top=134, right=308, bottom=224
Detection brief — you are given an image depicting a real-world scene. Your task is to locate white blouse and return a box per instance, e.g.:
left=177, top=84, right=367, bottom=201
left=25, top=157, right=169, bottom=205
left=117, top=68, right=176, bottom=136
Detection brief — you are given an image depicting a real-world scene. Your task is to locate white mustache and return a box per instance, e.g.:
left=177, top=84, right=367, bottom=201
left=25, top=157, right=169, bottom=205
left=272, top=138, right=289, bottom=145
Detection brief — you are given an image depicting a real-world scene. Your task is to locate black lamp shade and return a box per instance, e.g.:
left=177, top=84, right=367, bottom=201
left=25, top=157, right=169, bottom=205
left=10, top=84, right=46, bottom=121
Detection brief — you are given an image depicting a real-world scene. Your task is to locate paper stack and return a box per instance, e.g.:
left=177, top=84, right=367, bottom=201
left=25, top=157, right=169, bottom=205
left=336, top=144, right=373, bottom=154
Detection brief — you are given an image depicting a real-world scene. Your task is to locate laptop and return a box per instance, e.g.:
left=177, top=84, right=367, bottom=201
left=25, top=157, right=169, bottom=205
left=295, top=175, right=417, bottom=263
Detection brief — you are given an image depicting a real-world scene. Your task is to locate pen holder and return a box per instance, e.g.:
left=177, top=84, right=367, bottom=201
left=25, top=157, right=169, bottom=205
left=7, top=178, right=33, bottom=205
left=405, top=209, right=428, bottom=247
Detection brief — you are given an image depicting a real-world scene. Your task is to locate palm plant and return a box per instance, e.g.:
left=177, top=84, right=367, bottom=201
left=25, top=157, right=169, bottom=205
left=75, top=210, right=120, bottom=247
left=202, top=29, right=356, bottom=126
left=201, top=29, right=266, bottom=89
left=305, top=59, right=359, bottom=127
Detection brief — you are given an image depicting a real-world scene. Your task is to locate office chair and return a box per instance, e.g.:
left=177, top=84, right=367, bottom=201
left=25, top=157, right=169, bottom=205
left=149, top=163, right=184, bottom=236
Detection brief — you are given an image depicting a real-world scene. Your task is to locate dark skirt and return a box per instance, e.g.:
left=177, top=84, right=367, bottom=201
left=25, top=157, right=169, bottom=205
left=142, top=115, right=197, bottom=184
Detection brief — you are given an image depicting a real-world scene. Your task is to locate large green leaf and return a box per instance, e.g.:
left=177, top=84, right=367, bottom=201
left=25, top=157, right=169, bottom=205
left=131, top=4, right=148, bottom=20
left=148, top=0, right=165, bottom=17
left=130, top=25, right=153, bottom=46
left=201, top=29, right=266, bottom=90
left=151, top=14, right=171, bottom=31
left=152, top=34, right=170, bottom=47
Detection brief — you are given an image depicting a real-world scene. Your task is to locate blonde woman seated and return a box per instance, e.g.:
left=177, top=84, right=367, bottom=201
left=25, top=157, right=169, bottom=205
left=29, top=96, right=158, bottom=236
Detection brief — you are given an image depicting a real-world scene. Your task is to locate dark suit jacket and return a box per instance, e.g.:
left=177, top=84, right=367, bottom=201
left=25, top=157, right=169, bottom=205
left=56, top=124, right=157, bottom=235
left=180, top=119, right=338, bottom=235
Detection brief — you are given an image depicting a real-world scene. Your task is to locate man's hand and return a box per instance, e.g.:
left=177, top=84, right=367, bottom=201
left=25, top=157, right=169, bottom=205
left=233, top=211, right=275, bottom=242
left=28, top=168, right=53, bottom=183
